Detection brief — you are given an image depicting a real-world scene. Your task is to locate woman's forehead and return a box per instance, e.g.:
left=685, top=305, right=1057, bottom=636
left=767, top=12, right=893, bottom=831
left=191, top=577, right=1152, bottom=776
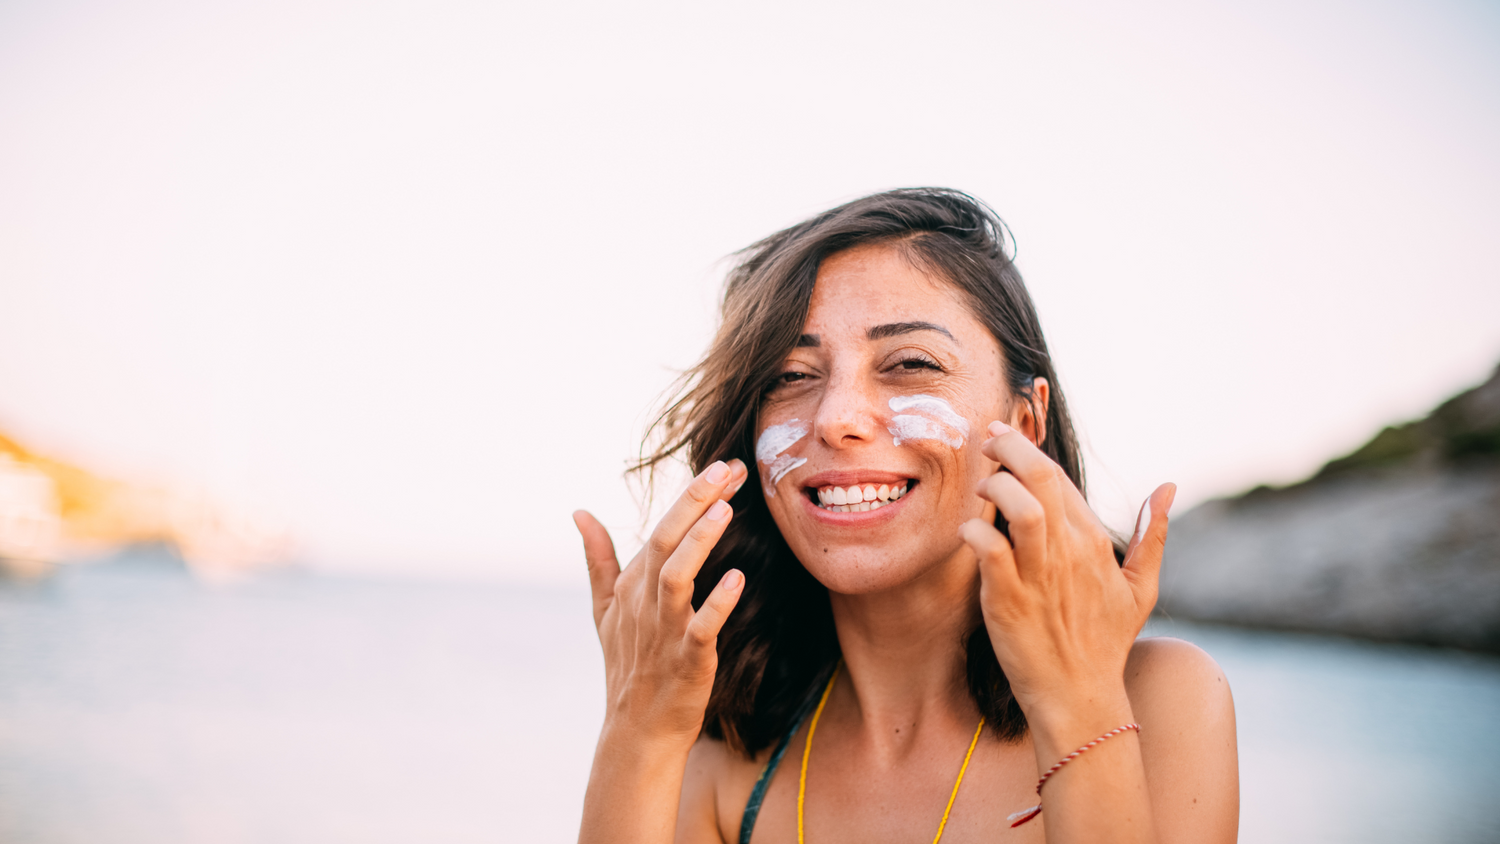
left=804, top=244, right=980, bottom=339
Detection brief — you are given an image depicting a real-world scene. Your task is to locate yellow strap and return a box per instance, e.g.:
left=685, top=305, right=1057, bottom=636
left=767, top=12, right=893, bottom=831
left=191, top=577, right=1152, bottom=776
left=797, top=662, right=839, bottom=844
left=796, top=660, right=986, bottom=844
left=931, top=715, right=986, bottom=844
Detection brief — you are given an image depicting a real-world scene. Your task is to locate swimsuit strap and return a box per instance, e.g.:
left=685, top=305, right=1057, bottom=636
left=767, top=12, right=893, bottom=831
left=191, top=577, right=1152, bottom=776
left=738, top=670, right=833, bottom=844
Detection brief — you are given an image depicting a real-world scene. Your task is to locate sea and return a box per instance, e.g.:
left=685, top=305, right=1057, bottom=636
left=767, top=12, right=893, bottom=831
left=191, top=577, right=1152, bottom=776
left=1, top=560, right=1497, bottom=844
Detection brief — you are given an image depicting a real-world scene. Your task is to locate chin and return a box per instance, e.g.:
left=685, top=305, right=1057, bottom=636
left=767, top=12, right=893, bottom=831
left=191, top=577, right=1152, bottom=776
left=790, top=544, right=961, bottom=596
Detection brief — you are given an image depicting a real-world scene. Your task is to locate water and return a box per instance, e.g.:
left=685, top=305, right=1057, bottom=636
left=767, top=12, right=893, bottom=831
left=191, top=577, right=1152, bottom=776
left=1, top=563, right=1497, bottom=844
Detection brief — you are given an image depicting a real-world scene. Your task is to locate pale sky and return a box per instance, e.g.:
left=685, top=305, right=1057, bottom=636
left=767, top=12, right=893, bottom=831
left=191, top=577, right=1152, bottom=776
left=2, top=0, right=1497, bottom=584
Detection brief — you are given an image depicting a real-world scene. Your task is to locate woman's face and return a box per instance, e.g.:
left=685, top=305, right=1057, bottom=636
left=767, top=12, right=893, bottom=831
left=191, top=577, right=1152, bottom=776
left=757, top=242, right=1034, bottom=595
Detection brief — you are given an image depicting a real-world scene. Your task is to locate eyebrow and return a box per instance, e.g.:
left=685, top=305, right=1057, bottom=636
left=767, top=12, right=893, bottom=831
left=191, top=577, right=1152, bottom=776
left=795, top=322, right=954, bottom=347
left=867, top=321, right=954, bottom=341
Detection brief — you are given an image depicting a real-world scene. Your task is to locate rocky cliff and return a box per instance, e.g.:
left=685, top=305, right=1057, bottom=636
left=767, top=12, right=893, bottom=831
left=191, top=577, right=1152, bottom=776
left=1159, top=362, right=1500, bottom=652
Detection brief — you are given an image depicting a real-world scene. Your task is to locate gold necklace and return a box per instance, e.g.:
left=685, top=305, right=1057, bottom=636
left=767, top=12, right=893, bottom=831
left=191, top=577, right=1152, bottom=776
left=796, top=662, right=986, bottom=844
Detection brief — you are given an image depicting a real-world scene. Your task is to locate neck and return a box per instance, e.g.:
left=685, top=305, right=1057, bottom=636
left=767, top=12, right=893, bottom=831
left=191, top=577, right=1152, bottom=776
left=826, top=546, right=982, bottom=748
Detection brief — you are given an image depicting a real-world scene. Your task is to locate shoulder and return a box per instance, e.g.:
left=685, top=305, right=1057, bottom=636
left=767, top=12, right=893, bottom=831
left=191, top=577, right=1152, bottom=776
left=679, top=734, right=773, bottom=844
left=1124, top=637, right=1240, bottom=844
left=1125, top=636, right=1235, bottom=732
left=1126, top=636, right=1231, bottom=694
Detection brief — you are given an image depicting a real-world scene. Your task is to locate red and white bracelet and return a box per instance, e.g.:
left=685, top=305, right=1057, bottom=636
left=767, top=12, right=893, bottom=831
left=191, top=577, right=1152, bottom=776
left=1007, top=723, right=1141, bottom=828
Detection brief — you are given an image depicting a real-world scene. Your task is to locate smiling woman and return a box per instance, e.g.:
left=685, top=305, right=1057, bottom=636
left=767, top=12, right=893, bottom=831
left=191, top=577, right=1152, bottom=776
left=572, top=189, right=1239, bottom=844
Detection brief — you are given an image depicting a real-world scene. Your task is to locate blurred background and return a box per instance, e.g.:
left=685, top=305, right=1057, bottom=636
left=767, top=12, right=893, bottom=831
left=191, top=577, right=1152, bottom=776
left=2, top=0, right=1498, bottom=841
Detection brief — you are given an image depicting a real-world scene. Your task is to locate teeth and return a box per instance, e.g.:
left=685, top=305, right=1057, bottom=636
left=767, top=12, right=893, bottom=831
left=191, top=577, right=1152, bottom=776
left=813, top=482, right=912, bottom=511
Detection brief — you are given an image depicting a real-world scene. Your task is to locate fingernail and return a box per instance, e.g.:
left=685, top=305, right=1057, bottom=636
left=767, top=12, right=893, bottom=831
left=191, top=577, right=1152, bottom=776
left=720, top=568, right=743, bottom=590
left=988, top=420, right=1012, bottom=437
left=707, top=499, right=732, bottom=521
left=1134, top=497, right=1152, bottom=543
left=706, top=461, right=729, bottom=484
left=729, top=479, right=745, bottom=496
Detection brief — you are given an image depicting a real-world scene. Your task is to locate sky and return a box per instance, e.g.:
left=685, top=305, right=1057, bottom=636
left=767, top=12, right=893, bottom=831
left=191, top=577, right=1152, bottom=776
left=1, top=0, right=1497, bottom=584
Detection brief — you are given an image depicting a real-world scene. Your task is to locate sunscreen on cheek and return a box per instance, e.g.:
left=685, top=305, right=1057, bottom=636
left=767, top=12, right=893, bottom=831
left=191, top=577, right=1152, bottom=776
left=887, top=395, right=970, bottom=448
left=755, top=420, right=809, bottom=497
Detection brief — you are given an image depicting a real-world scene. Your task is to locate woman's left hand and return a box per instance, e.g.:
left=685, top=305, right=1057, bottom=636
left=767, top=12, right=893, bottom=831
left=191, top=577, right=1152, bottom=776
left=959, top=420, right=1176, bottom=730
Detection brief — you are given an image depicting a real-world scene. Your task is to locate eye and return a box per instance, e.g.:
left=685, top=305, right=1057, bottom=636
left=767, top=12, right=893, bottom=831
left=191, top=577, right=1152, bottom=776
left=765, top=369, right=812, bottom=393
left=890, top=354, right=943, bottom=373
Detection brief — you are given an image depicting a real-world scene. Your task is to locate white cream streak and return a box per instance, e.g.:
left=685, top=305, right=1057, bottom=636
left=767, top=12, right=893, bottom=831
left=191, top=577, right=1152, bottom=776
left=1134, top=498, right=1152, bottom=544
left=755, top=420, right=809, bottom=496
left=887, top=395, right=970, bottom=448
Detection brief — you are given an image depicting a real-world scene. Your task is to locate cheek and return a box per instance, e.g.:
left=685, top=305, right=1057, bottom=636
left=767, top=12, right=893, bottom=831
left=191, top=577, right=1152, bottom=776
left=885, top=394, right=972, bottom=449
left=754, top=419, right=810, bottom=498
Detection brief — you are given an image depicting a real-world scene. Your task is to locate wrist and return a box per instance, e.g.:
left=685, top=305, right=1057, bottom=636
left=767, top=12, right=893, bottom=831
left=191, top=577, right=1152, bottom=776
left=1022, top=685, right=1136, bottom=761
left=597, top=712, right=699, bottom=761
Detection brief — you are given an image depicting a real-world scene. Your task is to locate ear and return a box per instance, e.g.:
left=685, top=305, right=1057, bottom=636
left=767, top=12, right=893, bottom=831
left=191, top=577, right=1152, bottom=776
left=1012, top=377, right=1050, bottom=447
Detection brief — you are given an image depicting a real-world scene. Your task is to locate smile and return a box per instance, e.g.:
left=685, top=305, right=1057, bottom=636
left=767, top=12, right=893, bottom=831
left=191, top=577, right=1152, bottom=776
left=810, top=481, right=911, bottom=513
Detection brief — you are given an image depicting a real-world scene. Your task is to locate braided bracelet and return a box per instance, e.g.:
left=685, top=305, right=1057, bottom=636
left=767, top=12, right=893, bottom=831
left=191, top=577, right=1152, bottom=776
left=1007, top=723, right=1141, bottom=828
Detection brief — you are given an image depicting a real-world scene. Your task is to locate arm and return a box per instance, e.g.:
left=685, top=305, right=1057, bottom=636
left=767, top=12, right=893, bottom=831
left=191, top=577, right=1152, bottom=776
left=573, top=458, right=750, bottom=844
left=961, top=422, right=1237, bottom=844
left=1128, top=638, right=1239, bottom=844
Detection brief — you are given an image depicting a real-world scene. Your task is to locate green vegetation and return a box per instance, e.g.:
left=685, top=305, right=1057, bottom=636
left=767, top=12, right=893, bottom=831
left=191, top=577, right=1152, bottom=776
left=1312, top=362, right=1500, bottom=482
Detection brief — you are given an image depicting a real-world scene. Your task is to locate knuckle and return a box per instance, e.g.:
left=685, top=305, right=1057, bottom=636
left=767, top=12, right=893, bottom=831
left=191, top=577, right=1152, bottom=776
left=684, top=622, right=714, bottom=649
left=658, top=569, right=692, bottom=598
left=682, top=482, right=714, bottom=507
left=1010, top=505, right=1045, bottom=532
left=1034, top=465, right=1062, bottom=491
left=1090, top=533, right=1114, bottom=558
left=688, top=517, right=723, bottom=543
left=646, top=533, right=676, bottom=560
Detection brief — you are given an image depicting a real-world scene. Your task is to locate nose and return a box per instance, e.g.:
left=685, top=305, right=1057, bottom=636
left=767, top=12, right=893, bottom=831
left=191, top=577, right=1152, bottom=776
left=812, top=367, right=884, bottom=449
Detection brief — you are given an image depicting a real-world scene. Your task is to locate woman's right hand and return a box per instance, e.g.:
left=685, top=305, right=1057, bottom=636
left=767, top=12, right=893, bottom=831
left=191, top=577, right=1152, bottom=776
left=572, top=458, right=750, bottom=747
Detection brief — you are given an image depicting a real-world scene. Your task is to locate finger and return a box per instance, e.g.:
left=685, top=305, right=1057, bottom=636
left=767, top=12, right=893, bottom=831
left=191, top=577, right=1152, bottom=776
left=643, top=460, right=740, bottom=592
left=1122, top=483, right=1178, bottom=603
left=685, top=567, right=746, bottom=651
left=975, top=470, right=1048, bottom=568
left=659, top=498, right=734, bottom=621
left=720, top=459, right=749, bottom=502
left=980, top=421, right=1071, bottom=513
left=960, top=517, right=1020, bottom=591
left=573, top=510, right=621, bottom=628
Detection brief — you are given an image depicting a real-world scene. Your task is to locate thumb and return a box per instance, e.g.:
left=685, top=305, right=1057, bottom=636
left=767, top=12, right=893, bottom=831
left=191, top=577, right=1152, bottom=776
left=1121, top=483, right=1177, bottom=606
left=573, top=510, right=621, bottom=628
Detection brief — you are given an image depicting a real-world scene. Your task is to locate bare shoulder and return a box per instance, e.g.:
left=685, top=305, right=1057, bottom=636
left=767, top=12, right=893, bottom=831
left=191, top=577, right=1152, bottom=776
left=677, top=734, right=771, bottom=844
left=1126, top=636, right=1231, bottom=697
left=1125, top=636, right=1239, bottom=844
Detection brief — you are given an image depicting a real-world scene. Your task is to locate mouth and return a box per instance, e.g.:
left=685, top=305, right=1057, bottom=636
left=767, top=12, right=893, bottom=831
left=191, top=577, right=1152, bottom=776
left=806, top=480, right=913, bottom=513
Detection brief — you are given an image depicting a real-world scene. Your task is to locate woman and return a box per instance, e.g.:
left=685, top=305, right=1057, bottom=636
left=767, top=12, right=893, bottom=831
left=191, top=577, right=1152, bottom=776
left=572, top=189, right=1239, bottom=844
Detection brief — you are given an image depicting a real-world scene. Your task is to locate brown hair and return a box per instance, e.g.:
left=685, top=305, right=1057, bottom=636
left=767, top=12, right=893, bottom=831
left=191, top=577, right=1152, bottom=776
left=635, top=188, right=1088, bottom=756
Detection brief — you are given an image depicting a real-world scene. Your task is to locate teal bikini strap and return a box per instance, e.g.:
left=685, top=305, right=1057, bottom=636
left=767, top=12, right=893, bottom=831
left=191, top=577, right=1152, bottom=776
left=739, top=689, right=823, bottom=844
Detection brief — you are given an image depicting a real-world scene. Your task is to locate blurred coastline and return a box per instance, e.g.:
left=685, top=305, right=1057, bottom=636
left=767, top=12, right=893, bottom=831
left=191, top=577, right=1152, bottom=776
left=0, top=433, right=294, bottom=582
left=1163, top=361, right=1500, bottom=652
